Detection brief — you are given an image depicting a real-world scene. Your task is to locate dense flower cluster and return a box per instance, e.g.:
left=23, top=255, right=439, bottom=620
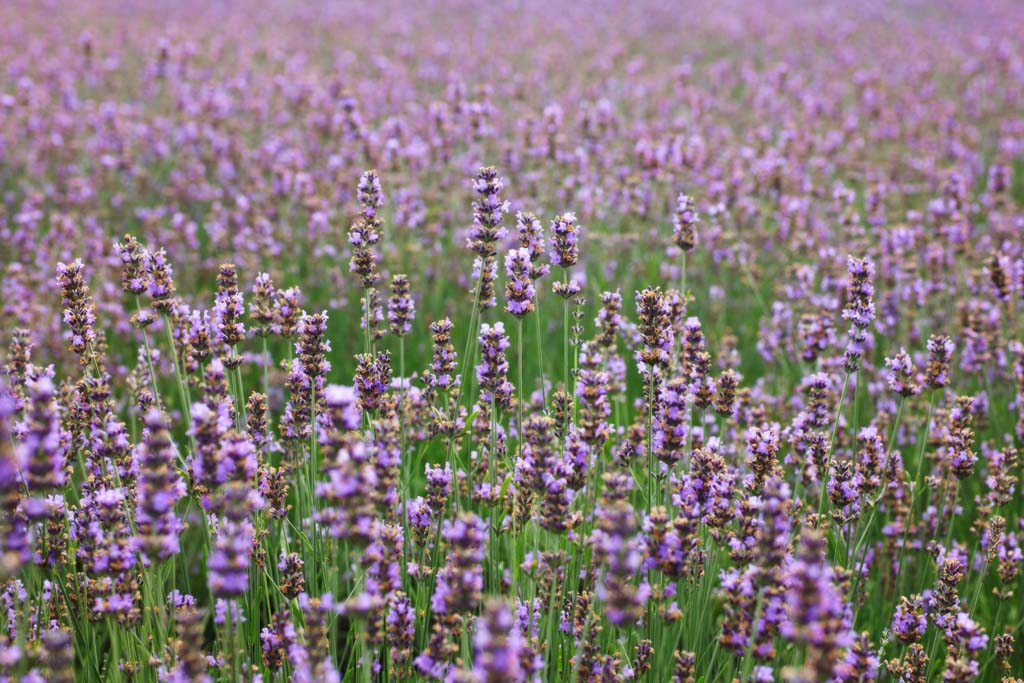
left=1, top=1, right=1022, bottom=680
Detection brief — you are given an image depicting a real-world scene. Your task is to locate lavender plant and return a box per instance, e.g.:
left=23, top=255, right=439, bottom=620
left=1, top=1, right=1023, bottom=681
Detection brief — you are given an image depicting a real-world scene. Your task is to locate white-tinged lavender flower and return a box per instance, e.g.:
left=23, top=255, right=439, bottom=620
left=357, top=168, right=384, bottom=215
left=828, top=458, right=860, bottom=523
left=144, top=247, right=177, bottom=313
left=349, top=170, right=385, bottom=288
left=473, top=255, right=500, bottom=311
left=272, top=286, right=303, bottom=339
left=113, top=234, right=149, bottom=295
left=405, top=496, right=433, bottom=547
left=576, top=347, right=611, bottom=448
left=214, top=263, right=246, bottom=353
left=925, top=334, right=955, bottom=389
left=595, top=289, right=623, bottom=349
left=364, top=522, right=404, bottom=601
left=387, top=274, right=415, bottom=337
left=476, top=322, right=514, bottom=409
left=884, top=347, right=921, bottom=397
left=746, top=425, right=781, bottom=491
left=855, top=425, right=885, bottom=495
left=277, top=552, right=305, bottom=598
left=841, top=255, right=875, bottom=373
left=672, top=193, right=699, bottom=253
left=75, top=485, right=137, bottom=619
left=551, top=277, right=581, bottom=300
left=187, top=309, right=214, bottom=363
left=635, top=288, right=672, bottom=371
left=549, top=212, right=580, bottom=269
left=504, top=248, right=536, bottom=318
left=469, top=167, right=509, bottom=257
left=249, top=272, right=276, bottom=337
left=297, top=311, right=331, bottom=400
left=426, top=318, right=459, bottom=394
left=56, top=259, right=97, bottom=363
left=515, top=211, right=549, bottom=281
left=354, top=351, right=392, bottom=413
left=468, top=167, right=508, bottom=313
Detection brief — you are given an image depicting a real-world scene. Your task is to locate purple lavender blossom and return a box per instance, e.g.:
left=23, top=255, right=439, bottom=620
left=841, top=255, right=876, bottom=373
left=672, top=193, right=699, bottom=253
left=473, top=601, right=525, bottom=683
left=134, top=409, right=185, bottom=562
left=549, top=212, right=580, bottom=269
left=432, top=513, right=487, bottom=614
left=56, top=260, right=97, bottom=363
left=388, top=274, right=416, bottom=337
left=18, top=377, right=66, bottom=520
left=476, top=322, right=514, bottom=409
left=590, top=473, right=647, bottom=626
left=515, top=211, right=550, bottom=281
left=504, top=248, right=537, bottom=318
left=884, top=347, right=921, bottom=397
left=208, top=486, right=255, bottom=598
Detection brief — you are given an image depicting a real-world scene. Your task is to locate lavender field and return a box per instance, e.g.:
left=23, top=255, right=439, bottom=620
left=2, top=0, right=1024, bottom=681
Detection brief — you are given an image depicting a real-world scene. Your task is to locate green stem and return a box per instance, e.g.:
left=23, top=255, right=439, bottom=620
left=534, top=288, right=548, bottom=406
left=895, top=390, right=937, bottom=596
left=135, top=296, right=161, bottom=404
left=517, top=317, right=525, bottom=467
left=161, top=314, right=197, bottom=458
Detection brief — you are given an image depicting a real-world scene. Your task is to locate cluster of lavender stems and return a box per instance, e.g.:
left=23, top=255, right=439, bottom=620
left=2, top=2, right=1024, bottom=682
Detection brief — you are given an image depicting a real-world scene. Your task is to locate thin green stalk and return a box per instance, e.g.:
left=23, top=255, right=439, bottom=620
left=363, top=288, right=372, bottom=354
left=646, top=374, right=655, bottom=515
left=816, top=371, right=850, bottom=525
left=675, top=250, right=687, bottom=363
left=895, top=389, right=937, bottom=596
left=517, top=317, right=524, bottom=466
left=562, top=270, right=570, bottom=398
left=943, top=481, right=959, bottom=551
left=458, top=271, right=484, bottom=412
left=135, top=296, right=161, bottom=403
left=161, top=314, right=197, bottom=458
left=260, top=335, right=271, bottom=398
left=534, top=289, right=548, bottom=406
left=233, top=349, right=248, bottom=427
